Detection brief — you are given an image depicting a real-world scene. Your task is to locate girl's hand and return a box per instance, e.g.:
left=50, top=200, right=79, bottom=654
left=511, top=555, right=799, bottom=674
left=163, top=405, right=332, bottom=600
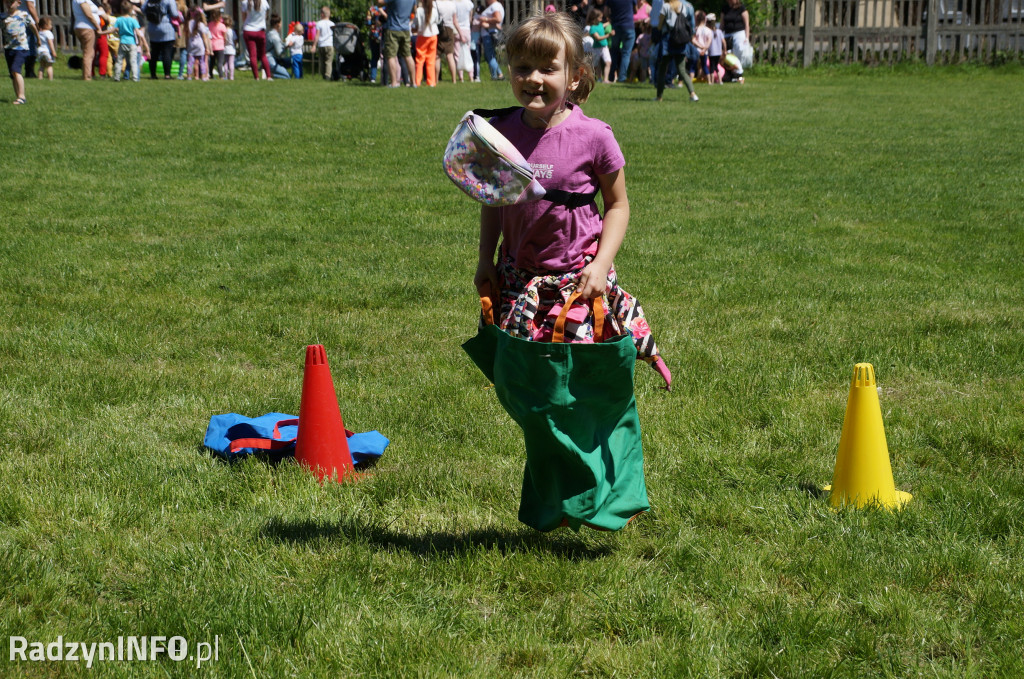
left=577, top=259, right=610, bottom=300
left=474, top=260, right=499, bottom=299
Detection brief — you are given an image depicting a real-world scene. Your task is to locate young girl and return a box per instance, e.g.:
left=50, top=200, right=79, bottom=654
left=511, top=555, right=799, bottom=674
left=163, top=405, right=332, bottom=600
left=692, top=10, right=712, bottom=83
left=207, top=9, right=225, bottom=78
left=707, top=13, right=724, bottom=84
left=473, top=13, right=670, bottom=531
left=585, top=8, right=611, bottom=83
left=285, top=20, right=303, bottom=78
left=221, top=14, right=236, bottom=79
left=184, top=6, right=212, bottom=80
left=2, top=0, right=36, bottom=103
left=35, top=16, right=56, bottom=80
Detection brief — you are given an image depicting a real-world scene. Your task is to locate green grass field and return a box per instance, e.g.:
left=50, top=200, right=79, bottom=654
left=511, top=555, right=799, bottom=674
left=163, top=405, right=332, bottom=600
left=2, top=65, right=1023, bottom=677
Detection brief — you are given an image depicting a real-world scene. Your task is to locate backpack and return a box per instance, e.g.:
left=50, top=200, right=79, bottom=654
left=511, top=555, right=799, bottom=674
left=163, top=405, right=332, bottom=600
left=144, top=0, right=163, bottom=24
left=667, top=11, right=692, bottom=50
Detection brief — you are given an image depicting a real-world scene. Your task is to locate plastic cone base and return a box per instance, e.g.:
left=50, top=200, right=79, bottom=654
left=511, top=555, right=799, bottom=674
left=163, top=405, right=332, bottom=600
left=823, top=485, right=912, bottom=511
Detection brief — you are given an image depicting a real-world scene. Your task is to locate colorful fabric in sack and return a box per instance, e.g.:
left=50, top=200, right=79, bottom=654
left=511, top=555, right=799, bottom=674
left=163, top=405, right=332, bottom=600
left=463, top=292, right=649, bottom=532
left=203, top=412, right=389, bottom=465
left=493, top=247, right=672, bottom=390
left=443, top=109, right=547, bottom=206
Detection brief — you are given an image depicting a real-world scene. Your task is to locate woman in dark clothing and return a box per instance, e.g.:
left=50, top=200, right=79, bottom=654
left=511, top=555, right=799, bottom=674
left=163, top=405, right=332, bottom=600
left=720, top=0, right=748, bottom=54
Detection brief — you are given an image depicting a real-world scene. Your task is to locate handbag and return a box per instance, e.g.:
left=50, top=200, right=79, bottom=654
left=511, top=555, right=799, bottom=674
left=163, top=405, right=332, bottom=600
left=438, top=22, right=454, bottom=45
left=462, top=290, right=649, bottom=532
left=443, top=108, right=600, bottom=209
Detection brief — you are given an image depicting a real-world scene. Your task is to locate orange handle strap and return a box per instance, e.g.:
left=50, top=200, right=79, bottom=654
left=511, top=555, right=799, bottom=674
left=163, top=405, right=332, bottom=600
left=478, top=280, right=496, bottom=326
left=552, top=290, right=605, bottom=344
left=479, top=294, right=495, bottom=326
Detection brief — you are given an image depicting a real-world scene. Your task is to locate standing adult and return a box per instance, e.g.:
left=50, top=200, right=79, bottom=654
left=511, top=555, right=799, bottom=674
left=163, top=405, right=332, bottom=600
left=383, top=0, right=416, bottom=87
left=477, top=0, right=502, bottom=80
left=313, top=5, right=334, bottom=79
left=647, top=0, right=662, bottom=82
left=413, top=0, right=438, bottom=87
left=72, top=0, right=102, bottom=79
left=453, top=0, right=472, bottom=81
left=435, top=0, right=458, bottom=84
left=720, top=0, right=748, bottom=61
left=144, top=0, right=178, bottom=79
left=605, top=0, right=634, bottom=82
left=569, top=0, right=590, bottom=27
left=240, top=0, right=270, bottom=79
left=654, top=0, right=697, bottom=101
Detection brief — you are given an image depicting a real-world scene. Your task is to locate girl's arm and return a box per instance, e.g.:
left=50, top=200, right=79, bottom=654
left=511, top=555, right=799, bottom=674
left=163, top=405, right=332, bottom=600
left=204, top=29, right=211, bottom=54
left=578, top=169, right=629, bottom=300
left=474, top=207, right=502, bottom=297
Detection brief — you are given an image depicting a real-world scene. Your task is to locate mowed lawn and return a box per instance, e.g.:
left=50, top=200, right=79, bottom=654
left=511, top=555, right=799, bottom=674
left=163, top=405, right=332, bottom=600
left=1, top=65, right=1023, bottom=677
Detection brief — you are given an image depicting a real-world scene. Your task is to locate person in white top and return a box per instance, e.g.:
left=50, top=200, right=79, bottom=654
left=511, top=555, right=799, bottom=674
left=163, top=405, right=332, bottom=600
left=241, top=0, right=271, bottom=79
left=453, top=0, right=472, bottom=81
left=312, top=6, right=335, bottom=79
left=413, top=0, right=439, bottom=86
left=285, top=21, right=305, bottom=77
left=478, top=0, right=503, bottom=80
left=434, top=0, right=459, bottom=84
left=72, top=0, right=103, bottom=79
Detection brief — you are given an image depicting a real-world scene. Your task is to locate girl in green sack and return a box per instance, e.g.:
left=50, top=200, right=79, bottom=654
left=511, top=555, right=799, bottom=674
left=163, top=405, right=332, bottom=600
left=469, top=12, right=670, bottom=531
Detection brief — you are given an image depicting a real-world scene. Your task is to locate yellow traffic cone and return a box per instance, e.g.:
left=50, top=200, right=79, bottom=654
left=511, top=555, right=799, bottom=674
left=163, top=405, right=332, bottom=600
left=824, top=363, right=912, bottom=510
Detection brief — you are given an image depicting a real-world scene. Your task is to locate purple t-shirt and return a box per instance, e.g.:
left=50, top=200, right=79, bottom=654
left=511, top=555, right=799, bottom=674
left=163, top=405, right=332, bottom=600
left=491, top=104, right=625, bottom=273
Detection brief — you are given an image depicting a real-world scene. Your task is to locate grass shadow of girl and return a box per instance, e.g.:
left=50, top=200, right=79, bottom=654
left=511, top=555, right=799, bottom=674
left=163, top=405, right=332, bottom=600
left=259, top=517, right=613, bottom=561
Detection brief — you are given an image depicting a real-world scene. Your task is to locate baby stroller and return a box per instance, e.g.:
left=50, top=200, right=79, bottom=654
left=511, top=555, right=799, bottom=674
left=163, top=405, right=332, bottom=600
left=332, top=22, right=368, bottom=81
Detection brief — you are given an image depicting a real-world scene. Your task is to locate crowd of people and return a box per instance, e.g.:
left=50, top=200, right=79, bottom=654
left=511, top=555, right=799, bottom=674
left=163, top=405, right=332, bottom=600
left=365, top=0, right=750, bottom=89
left=3, top=0, right=752, bottom=103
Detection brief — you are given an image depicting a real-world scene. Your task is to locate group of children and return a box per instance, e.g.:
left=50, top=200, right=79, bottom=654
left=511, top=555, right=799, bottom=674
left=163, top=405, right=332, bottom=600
left=583, top=6, right=744, bottom=87
left=147, top=4, right=240, bottom=81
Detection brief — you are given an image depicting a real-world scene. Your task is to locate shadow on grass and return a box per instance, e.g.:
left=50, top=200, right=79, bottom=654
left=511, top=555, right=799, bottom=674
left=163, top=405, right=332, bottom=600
left=799, top=480, right=829, bottom=499
left=260, top=517, right=613, bottom=561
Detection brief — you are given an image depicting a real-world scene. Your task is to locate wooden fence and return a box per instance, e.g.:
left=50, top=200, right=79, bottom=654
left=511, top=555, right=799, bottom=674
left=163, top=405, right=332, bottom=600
left=509, top=0, right=1021, bottom=65
left=754, top=0, right=1023, bottom=64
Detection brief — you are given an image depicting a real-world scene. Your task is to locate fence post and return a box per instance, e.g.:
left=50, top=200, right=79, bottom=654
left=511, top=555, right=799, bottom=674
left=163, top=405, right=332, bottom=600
left=925, top=0, right=938, bottom=64
left=802, top=0, right=815, bottom=67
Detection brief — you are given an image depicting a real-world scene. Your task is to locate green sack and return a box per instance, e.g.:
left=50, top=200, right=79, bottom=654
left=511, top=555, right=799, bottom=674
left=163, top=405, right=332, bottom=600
left=463, top=291, right=649, bottom=532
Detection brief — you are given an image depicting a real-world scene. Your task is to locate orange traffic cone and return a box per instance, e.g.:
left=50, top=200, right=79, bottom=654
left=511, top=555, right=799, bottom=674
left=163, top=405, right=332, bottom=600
left=295, top=344, right=356, bottom=483
left=824, top=363, right=912, bottom=510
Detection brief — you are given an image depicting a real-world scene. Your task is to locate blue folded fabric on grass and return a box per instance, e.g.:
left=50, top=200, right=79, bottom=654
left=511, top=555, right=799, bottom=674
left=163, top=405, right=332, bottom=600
left=204, top=412, right=388, bottom=466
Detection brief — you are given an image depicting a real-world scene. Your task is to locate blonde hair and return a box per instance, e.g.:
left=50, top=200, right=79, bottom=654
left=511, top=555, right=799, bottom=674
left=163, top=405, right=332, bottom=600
left=503, top=12, right=596, bottom=105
